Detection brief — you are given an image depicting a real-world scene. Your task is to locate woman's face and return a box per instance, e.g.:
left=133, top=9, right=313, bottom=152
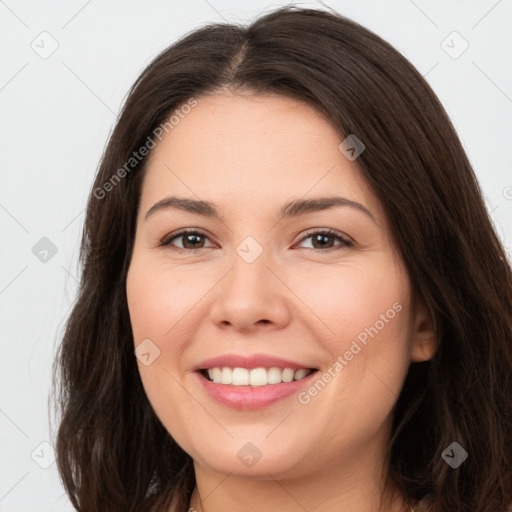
left=126, top=92, right=435, bottom=483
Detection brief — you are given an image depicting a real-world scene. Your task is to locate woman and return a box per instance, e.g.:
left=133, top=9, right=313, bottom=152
left=52, top=6, right=512, bottom=511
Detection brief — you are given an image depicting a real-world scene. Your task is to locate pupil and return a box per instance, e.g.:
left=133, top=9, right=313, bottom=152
left=313, top=234, right=332, bottom=249
left=184, top=233, right=203, bottom=248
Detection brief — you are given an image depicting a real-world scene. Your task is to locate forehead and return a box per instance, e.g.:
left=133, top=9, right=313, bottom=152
left=139, top=93, right=381, bottom=220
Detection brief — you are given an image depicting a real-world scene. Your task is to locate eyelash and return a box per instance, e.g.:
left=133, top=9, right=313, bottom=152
left=159, top=228, right=353, bottom=254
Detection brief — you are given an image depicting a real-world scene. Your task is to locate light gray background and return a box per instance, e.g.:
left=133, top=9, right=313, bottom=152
left=1, top=0, right=511, bottom=509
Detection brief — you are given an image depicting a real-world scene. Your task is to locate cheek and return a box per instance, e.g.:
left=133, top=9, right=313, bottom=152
left=287, top=264, right=412, bottom=451
left=288, top=260, right=411, bottom=346
left=125, top=259, right=193, bottom=396
left=289, top=261, right=413, bottom=402
left=126, top=260, right=203, bottom=436
left=126, top=259, right=208, bottom=346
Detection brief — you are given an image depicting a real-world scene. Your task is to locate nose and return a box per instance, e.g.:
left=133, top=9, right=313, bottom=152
left=208, top=243, right=292, bottom=334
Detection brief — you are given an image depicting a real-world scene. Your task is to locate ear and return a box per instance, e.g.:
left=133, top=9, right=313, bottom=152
left=410, top=299, right=438, bottom=362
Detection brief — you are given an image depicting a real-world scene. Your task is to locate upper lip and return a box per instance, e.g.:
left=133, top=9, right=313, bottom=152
left=193, top=353, right=317, bottom=371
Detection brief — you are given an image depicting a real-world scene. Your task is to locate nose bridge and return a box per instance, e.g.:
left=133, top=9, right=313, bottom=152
left=228, top=233, right=275, bottom=298
left=235, top=233, right=267, bottom=267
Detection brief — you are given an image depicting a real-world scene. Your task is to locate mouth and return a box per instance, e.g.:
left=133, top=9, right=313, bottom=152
left=195, top=366, right=320, bottom=410
left=198, top=366, right=319, bottom=387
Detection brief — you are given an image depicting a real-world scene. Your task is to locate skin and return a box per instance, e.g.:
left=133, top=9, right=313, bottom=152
left=126, top=92, right=437, bottom=512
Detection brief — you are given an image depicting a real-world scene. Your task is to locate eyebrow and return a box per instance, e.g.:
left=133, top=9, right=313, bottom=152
left=144, top=195, right=375, bottom=223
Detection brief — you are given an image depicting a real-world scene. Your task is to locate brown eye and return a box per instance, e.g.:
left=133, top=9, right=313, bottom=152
left=160, top=230, right=214, bottom=251
left=296, top=229, right=353, bottom=251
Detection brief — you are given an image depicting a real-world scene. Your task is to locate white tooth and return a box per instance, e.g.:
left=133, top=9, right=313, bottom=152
left=220, top=367, right=232, bottom=385
left=212, top=367, right=222, bottom=383
left=232, top=367, right=249, bottom=385
left=267, top=367, right=283, bottom=384
left=281, top=368, right=295, bottom=383
left=294, top=369, right=310, bottom=381
left=207, top=366, right=313, bottom=386
left=249, top=367, right=268, bottom=387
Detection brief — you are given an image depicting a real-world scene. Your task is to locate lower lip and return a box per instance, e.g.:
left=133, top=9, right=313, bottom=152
left=194, top=370, right=318, bottom=410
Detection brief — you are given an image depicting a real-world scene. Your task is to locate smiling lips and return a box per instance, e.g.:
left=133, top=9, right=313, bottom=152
left=193, top=353, right=319, bottom=409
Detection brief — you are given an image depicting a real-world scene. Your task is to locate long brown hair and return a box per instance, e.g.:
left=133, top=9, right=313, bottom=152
left=51, top=6, right=512, bottom=511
